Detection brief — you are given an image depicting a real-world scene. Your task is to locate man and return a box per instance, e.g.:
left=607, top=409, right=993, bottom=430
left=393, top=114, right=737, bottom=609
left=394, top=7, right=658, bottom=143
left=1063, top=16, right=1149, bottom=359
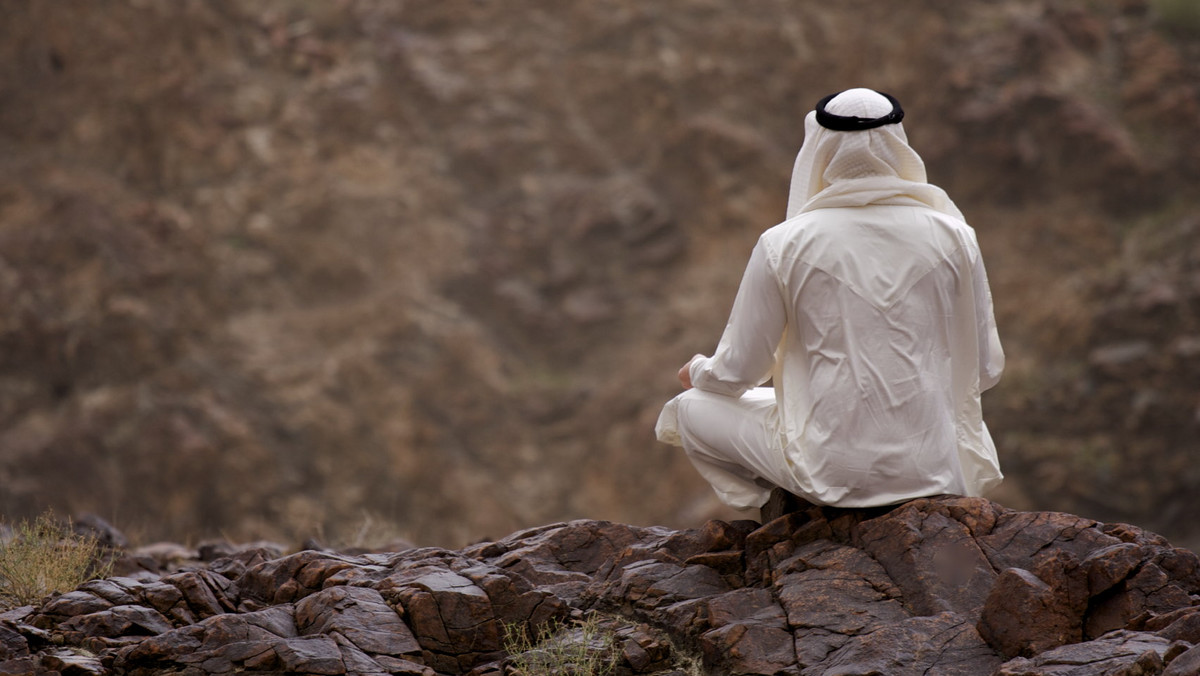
left=656, top=88, right=1004, bottom=513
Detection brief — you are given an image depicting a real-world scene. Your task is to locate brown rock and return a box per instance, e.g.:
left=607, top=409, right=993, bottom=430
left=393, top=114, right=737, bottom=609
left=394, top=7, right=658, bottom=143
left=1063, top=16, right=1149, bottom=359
left=993, top=630, right=1172, bottom=676
left=978, top=509, right=1118, bottom=573
left=1084, top=543, right=1145, bottom=596
left=1151, top=607, right=1200, bottom=645
left=329, top=631, right=391, bottom=675
left=58, top=605, right=173, bottom=638
left=1087, top=560, right=1197, bottom=640
left=855, top=497, right=1000, bottom=618
left=977, top=567, right=1082, bottom=659
left=238, top=550, right=365, bottom=605
left=760, top=486, right=813, bottom=523
left=0, top=625, right=28, bottom=660
left=386, top=566, right=499, bottom=670
left=138, top=580, right=185, bottom=618
left=0, top=658, right=36, bottom=676
left=473, top=520, right=659, bottom=602
left=778, top=567, right=909, bottom=635
left=744, top=510, right=809, bottom=586
left=294, top=585, right=421, bottom=658
left=40, top=648, right=107, bottom=675
left=794, top=628, right=850, bottom=670
left=14, top=501, right=1200, bottom=676
left=684, top=550, right=743, bottom=577
left=275, top=635, right=346, bottom=675
left=1164, top=644, right=1200, bottom=676
left=163, top=569, right=237, bottom=619
left=76, top=579, right=138, bottom=607
left=595, top=559, right=729, bottom=614
left=72, top=513, right=129, bottom=549
left=697, top=588, right=795, bottom=675
left=114, top=606, right=297, bottom=672
left=813, top=612, right=1000, bottom=676
left=39, top=591, right=114, bottom=619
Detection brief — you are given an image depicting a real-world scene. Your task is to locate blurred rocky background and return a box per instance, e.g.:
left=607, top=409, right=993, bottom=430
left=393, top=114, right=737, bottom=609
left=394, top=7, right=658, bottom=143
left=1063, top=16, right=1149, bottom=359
left=0, top=0, right=1198, bottom=550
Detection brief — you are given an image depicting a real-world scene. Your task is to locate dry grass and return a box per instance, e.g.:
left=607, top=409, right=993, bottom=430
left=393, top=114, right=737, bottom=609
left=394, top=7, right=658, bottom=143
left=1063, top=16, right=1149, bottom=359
left=503, top=615, right=617, bottom=676
left=0, top=513, right=113, bottom=609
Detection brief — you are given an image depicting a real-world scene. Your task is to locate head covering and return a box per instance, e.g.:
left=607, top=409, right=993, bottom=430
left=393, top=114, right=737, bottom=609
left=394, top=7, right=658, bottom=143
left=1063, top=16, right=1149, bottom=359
left=785, top=88, right=963, bottom=221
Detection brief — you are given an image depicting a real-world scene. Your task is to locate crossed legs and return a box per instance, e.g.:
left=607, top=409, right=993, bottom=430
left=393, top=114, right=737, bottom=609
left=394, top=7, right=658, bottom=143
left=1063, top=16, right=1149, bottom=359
left=673, top=386, right=790, bottom=511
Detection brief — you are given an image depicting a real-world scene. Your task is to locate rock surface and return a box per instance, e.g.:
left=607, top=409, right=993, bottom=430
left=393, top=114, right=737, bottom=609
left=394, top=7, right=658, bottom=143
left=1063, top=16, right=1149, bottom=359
left=4, top=497, right=1200, bottom=675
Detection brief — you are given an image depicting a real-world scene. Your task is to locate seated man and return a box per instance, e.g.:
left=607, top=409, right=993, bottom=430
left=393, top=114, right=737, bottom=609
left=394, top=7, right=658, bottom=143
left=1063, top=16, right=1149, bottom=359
left=656, top=88, right=1004, bottom=514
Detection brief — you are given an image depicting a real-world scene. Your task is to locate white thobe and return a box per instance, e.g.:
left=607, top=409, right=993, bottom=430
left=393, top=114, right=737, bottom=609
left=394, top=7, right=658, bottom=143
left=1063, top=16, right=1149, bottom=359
left=657, top=202, right=1004, bottom=510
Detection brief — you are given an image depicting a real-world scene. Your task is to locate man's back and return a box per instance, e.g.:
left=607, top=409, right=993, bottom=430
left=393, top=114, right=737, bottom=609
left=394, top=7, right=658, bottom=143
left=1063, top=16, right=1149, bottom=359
left=761, top=203, right=1000, bottom=505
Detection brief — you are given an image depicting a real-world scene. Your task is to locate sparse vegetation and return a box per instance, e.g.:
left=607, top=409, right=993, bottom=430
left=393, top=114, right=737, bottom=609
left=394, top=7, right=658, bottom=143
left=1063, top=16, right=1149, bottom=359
left=1153, top=0, right=1200, bottom=34
left=0, top=513, right=113, bottom=609
left=503, top=615, right=618, bottom=676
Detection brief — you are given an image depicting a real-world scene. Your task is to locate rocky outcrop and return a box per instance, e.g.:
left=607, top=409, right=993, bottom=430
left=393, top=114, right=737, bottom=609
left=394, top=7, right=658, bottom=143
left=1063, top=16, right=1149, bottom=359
left=3, top=497, right=1200, bottom=675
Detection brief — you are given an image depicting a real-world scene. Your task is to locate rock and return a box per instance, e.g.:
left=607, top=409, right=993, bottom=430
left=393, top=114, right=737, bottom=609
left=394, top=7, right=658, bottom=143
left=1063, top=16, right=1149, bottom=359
left=811, top=612, right=1001, bottom=676
left=993, top=630, right=1173, bottom=675
left=238, top=550, right=365, bottom=605
left=130, top=543, right=200, bottom=572
left=468, top=520, right=656, bottom=603
left=113, top=606, right=299, bottom=673
left=12, top=498, right=1200, bottom=675
left=856, top=497, right=1007, bottom=618
left=0, top=624, right=28, bottom=659
left=1164, top=644, right=1200, bottom=676
left=387, top=568, right=500, bottom=672
left=275, top=635, right=346, bottom=675
left=1149, top=607, right=1200, bottom=645
left=39, top=648, right=107, bottom=676
left=776, top=541, right=909, bottom=636
left=76, top=579, right=138, bottom=607
left=0, top=658, right=36, bottom=676
left=760, top=487, right=813, bottom=524
left=71, top=514, right=129, bottom=550
left=162, top=569, right=237, bottom=619
left=697, top=588, right=795, bottom=675
left=294, top=585, right=421, bottom=658
left=979, top=569, right=1084, bottom=657
left=40, top=591, right=114, bottom=619
left=58, top=605, right=173, bottom=638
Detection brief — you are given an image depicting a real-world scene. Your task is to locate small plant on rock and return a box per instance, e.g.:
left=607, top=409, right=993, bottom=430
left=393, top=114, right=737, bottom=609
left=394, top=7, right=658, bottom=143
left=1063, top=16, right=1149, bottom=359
left=502, top=614, right=618, bottom=676
left=0, top=512, right=113, bottom=609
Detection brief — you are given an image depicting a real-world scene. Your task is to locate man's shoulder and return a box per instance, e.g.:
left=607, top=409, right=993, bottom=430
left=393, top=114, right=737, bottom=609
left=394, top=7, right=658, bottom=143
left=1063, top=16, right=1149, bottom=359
left=769, top=204, right=975, bottom=235
left=760, top=206, right=873, bottom=242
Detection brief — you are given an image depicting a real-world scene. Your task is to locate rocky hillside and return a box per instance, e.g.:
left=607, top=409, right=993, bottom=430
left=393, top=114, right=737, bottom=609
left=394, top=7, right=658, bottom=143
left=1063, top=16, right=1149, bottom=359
left=4, top=498, right=1200, bottom=675
left=2, top=0, right=1200, bottom=549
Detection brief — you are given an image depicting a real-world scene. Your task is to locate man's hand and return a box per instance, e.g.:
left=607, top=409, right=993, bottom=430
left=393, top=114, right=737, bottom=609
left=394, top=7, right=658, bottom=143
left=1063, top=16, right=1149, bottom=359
left=678, top=354, right=705, bottom=390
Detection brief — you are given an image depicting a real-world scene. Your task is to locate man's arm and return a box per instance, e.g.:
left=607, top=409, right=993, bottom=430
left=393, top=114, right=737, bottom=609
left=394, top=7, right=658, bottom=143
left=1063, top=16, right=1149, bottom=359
left=972, top=245, right=1004, bottom=391
left=683, top=238, right=787, bottom=398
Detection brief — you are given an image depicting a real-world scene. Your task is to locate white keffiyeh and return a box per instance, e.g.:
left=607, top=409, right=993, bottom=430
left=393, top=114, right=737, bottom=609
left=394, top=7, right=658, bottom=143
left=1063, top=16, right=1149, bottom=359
left=786, top=88, right=963, bottom=221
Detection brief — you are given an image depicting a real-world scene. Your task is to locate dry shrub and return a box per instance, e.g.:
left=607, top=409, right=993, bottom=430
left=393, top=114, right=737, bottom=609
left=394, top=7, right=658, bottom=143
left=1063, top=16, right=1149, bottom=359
left=0, top=512, right=113, bottom=608
left=503, top=615, right=617, bottom=676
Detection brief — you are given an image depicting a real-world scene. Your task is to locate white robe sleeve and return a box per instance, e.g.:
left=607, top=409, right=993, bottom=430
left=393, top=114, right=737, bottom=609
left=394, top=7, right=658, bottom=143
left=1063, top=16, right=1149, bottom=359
left=972, top=246, right=1004, bottom=392
left=689, top=238, right=787, bottom=399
